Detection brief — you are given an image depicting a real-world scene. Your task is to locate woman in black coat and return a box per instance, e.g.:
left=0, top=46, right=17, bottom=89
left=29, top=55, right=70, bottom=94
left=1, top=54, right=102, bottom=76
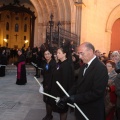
left=42, top=49, right=56, bottom=120
left=45, top=47, right=74, bottom=120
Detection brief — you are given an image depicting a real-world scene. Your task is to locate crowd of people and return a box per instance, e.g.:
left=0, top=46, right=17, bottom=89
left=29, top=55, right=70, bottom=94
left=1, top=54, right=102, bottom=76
left=0, top=41, right=120, bottom=120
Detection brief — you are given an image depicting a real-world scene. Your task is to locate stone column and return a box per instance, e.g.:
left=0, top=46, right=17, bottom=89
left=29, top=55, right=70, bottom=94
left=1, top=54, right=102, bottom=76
left=74, top=0, right=85, bottom=45
left=30, top=16, right=36, bottom=48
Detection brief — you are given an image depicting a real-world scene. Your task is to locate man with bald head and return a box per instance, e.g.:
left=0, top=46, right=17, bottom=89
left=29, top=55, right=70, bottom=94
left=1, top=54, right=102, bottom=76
left=57, top=42, right=108, bottom=120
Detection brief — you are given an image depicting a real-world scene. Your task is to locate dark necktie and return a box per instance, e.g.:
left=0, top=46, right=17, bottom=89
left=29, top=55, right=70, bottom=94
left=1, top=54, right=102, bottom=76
left=85, top=64, right=88, bottom=68
left=83, top=64, right=88, bottom=75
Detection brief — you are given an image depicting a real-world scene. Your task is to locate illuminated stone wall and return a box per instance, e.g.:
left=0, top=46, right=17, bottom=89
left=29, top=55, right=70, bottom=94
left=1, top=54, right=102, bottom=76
left=0, top=11, right=30, bottom=49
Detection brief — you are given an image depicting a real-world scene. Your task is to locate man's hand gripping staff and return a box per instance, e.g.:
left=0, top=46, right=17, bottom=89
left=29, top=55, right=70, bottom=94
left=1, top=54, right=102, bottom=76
left=56, top=81, right=89, bottom=120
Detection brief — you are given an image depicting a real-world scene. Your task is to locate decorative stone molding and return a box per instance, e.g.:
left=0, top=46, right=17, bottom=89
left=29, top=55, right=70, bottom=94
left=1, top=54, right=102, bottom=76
left=60, top=21, right=71, bottom=25
left=105, top=29, right=112, bottom=33
left=74, top=2, right=86, bottom=7
left=106, top=4, right=120, bottom=32
left=38, top=21, right=71, bottom=26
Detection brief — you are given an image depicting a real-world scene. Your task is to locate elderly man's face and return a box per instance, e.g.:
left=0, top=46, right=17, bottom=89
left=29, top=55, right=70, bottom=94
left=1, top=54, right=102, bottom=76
left=77, top=44, right=93, bottom=63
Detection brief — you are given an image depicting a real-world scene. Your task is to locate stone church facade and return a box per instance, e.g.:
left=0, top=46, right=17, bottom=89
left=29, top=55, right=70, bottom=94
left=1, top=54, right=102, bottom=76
left=0, top=0, right=120, bottom=54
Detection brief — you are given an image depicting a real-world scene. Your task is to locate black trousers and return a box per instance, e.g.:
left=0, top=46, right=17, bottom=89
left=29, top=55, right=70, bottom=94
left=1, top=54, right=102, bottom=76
left=116, top=107, right=120, bottom=120
left=0, top=66, right=5, bottom=77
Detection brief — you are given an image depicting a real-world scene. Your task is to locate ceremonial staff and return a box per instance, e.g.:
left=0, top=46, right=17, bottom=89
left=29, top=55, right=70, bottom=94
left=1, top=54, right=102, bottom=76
left=31, top=62, right=43, bottom=70
left=0, top=65, right=6, bottom=67
left=34, top=77, right=75, bottom=108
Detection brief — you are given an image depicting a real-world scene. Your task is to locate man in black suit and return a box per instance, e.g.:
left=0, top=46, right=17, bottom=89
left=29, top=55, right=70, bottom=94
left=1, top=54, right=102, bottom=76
left=57, top=42, right=108, bottom=120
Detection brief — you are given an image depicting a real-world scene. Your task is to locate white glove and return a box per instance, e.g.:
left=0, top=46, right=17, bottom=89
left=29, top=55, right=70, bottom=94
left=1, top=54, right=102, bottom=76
left=39, top=85, right=44, bottom=93
left=55, top=97, right=60, bottom=103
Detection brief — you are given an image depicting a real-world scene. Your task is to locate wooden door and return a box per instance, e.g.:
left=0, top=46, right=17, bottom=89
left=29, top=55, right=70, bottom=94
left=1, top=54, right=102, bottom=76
left=111, top=18, right=120, bottom=51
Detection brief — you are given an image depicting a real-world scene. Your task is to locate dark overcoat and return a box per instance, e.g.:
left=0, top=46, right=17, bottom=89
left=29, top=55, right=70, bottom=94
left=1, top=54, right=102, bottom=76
left=69, top=57, right=108, bottom=120
left=0, top=53, right=7, bottom=77
left=50, top=59, right=74, bottom=113
left=42, top=59, right=56, bottom=103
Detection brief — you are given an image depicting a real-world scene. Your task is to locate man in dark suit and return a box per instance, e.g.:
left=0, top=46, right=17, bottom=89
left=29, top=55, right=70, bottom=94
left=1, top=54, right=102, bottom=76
left=57, top=42, right=108, bottom=120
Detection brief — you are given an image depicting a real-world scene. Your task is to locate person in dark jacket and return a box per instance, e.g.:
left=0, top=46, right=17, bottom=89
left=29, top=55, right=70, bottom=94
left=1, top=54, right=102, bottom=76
left=14, top=50, right=27, bottom=85
left=114, top=74, right=120, bottom=120
left=42, top=49, right=56, bottom=120
left=31, top=46, right=38, bottom=64
left=35, top=47, right=43, bottom=78
left=57, top=42, right=108, bottom=120
left=72, top=53, right=81, bottom=82
left=0, top=49, right=7, bottom=77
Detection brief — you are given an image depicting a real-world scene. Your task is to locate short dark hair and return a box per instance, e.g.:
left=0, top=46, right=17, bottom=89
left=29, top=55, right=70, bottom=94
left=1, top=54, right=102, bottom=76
left=43, top=48, right=54, bottom=59
left=43, top=48, right=53, bottom=54
left=57, top=47, right=69, bottom=58
left=106, top=60, right=116, bottom=68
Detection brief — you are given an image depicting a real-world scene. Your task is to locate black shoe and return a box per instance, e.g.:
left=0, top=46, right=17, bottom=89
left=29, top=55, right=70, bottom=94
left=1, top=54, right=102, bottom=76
left=42, top=115, right=53, bottom=120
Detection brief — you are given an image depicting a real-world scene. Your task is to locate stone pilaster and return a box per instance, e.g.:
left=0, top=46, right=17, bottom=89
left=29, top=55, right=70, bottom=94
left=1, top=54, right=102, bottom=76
left=74, top=0, right=85, bottom=45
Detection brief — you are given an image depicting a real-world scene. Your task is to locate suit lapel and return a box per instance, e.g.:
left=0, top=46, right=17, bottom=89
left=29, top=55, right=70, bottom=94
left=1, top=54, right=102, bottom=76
left=84, top=57, right=98, bottom=77
left=76, top=58, right=99, bottom=87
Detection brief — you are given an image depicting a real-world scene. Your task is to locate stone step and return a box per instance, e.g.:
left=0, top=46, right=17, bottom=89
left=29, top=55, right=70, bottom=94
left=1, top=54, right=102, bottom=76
left=5, top=64, right=36, bottom=75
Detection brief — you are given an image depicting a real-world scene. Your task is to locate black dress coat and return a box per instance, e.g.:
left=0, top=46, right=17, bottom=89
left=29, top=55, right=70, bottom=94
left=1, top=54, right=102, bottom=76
left=69, top=57, right=108, bottom=120
left=0, top=53, right=7, bottom=77
left=50, top=59, right=74, bottom=113
left=36, top=50, right=43, bottom=68
left=42, top=59, right=56, bottom=103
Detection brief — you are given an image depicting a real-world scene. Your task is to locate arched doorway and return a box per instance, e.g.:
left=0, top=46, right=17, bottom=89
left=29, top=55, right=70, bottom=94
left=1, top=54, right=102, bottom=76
left=111, top=18, right=120, bottom=51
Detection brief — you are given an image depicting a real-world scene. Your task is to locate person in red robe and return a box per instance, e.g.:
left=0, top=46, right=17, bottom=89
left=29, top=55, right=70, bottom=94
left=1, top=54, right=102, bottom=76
left=14, top=49, right=27, bottom=85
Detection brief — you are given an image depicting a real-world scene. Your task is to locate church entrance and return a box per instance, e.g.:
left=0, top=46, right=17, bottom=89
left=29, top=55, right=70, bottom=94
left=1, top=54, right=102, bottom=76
left=111, top=18, right=120, bottom=51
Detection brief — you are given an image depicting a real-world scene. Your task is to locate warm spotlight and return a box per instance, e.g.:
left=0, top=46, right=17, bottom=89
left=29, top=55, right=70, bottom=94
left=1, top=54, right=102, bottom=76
left=25, top=40, right=29, bottom=43
left=4, top=38, right=7, bottom=42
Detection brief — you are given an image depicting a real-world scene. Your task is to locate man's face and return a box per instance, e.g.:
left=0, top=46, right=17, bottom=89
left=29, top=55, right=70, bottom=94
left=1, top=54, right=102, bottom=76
left=95, top=51, right=101, bottom=57
left=77, top=45, right=92, bottom=63
left=18, top=51, right=21, bottom=56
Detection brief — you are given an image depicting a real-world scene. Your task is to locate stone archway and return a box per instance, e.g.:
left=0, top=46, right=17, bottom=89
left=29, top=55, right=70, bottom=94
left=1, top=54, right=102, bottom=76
left=30, top=0, right=77, bottom=46
left=106, top=4, right=120, bottom=51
